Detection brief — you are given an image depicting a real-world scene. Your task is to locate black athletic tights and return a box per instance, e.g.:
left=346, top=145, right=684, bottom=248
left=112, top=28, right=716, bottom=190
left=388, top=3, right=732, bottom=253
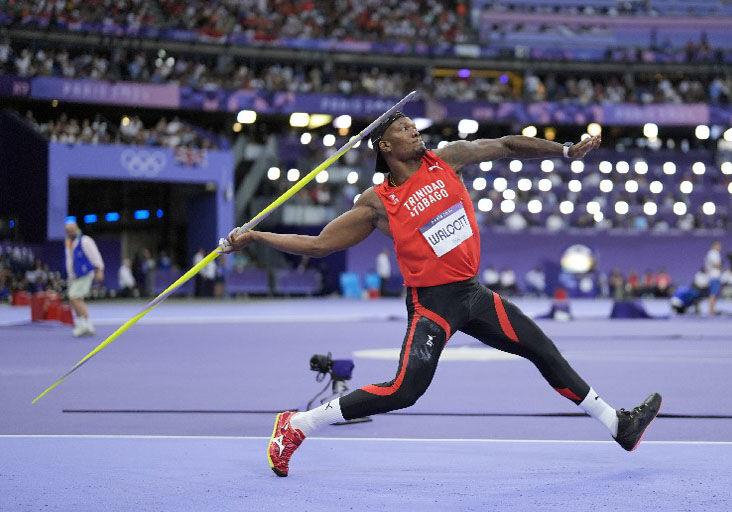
left=340, top=277, right=590, bottom=420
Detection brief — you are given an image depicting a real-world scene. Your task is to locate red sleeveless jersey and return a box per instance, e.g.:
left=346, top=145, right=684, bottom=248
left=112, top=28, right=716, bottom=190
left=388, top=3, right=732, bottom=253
left=374, top=150, right=480, bottom=287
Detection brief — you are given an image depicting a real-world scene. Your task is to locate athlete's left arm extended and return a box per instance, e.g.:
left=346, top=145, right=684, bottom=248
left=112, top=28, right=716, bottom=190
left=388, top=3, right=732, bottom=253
left=434, top=135, right=601, bottom=172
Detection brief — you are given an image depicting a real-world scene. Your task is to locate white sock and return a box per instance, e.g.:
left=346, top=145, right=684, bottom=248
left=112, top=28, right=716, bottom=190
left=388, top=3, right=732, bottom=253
left=290, top=398, right=345, bottom=436
left=579, top=387, right=619, bottom=436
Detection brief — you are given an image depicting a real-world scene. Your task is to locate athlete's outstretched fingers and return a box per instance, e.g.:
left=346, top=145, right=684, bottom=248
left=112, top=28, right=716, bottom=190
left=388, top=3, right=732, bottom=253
left=569, top=135, right=601, bottom=159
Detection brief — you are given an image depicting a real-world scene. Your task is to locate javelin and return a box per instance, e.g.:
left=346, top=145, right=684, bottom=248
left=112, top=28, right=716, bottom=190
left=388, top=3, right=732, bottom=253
left=32, top=90, right=418, bottom=404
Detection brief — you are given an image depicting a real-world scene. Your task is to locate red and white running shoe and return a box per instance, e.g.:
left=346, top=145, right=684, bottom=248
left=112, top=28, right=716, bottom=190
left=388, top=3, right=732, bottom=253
left=267, top=411, right=306, bottom=477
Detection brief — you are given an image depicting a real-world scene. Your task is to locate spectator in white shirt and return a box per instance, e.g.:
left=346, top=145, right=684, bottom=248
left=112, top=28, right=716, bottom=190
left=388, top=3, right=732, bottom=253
left=118, top=258, right=137, bottom=298
left=704, top=241, right=723, bottom=315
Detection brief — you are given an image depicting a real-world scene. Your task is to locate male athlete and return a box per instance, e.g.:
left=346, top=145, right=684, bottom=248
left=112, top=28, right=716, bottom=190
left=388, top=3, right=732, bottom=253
left=222, top=114, right=662, bottom=477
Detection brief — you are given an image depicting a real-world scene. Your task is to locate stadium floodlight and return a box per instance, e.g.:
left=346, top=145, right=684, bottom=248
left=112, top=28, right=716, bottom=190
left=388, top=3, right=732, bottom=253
left=695, top=125, right=710, bottom=140
left=571, top=161, right=584, bottom=173
left=541, top=160, right=554, bottom=173
left=586, top=201, right=600, bottom=214
left=437, top=141, right=449, bottom=149
left=702, top=202, right=716, bottom=215
left=679, top=180, right=693, bottom=194
left=300, top=132, right=312, bottom=145
left=105, top=212, right=120, bottom=222
left=599, top=179, right=613, bottom=193
left=587, top=123, right=602, bottom=137
left=236, top=110, right=256, bottom=124
left=643, top=123, right=658, bottom=138
left=559, top=201, right=574, bottom=215
left=472, top=177, right=487, bottom=191
left=500, top=199, right=516, bottom=213
left=134, top=210, right=150, bottom=220
left=673, top=202, right=687, bottom=216
left=614, top=201, right=629, bottom=215
left=724, top=128, right=732, bottom=142
left=649, top=180, right=663, bottom=194
left=692, top=162, right=705, bottom=175
left=663, top=162, right=676, bottom=175
left=518, top=178, right=532, bottom=191
left=333, top=115, right=352, bottom=129
left=599, top=161, right=612, bottom=174
left=527, top=199, right=542, bottom=214
left=353, top=193, right=361, bottom=204
left=458, top=119, right=479, bottom=134
left=372, top=173, right=385, bottom=185
left=346, top=171, right=359, bottom=184
left=634, top=161, right=648, bottom=174
left=493, top=177, right=508, bottom=192
left=477, top=198, right=493, bottom=212
left=287, top=168, right=300, bottom=182
left=267, top=167, right=281, bottom=180
left=509, top=160, right=522, bottom=172
left=289, top=112, right=310, bottom=127
left=625, top=180, right=639, bottom=193
left=315, top=170, right=329, bottom=184
left=580, top=133, right=591, bottom=141
left=521, top=126, right=537, bottom=137
left=568, top=180, right=582, bottom=192
left=479, top=161, right=493, bottom=172
left=308, top=114, right=332, bottom=129
left=616, top=161, right=629, bottom=174
left=413, top=118, right=433, bottom=131
left=728, top=182, right=732, bottom=194
left=232, top=123, right=242, bottom=133
left=721, top=162, right=732, bottom=175
left=643, top=201, right=657, bottom=216
left=323, top=134, right=336, bottom=147
left=593, top=211, right=604, bottom=223
left=83, top=214, right=98, bottom=224
left=538, top=178, right=552, bottom=191
left=503, top=189, right=516, bottom=200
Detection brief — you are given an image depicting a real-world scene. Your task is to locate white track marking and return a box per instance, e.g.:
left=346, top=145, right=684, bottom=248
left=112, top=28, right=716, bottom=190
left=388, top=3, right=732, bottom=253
left=0, top=434, right=730, bottom=445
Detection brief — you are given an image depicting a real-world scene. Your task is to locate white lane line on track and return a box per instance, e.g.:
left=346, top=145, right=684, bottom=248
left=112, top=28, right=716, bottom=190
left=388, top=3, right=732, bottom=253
left=1, top=435, right=730, bottom=445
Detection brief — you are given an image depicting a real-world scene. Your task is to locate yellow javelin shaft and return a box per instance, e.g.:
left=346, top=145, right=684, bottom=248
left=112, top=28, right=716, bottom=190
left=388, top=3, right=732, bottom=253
left=32, top=90, right=418, bottom=404
left=31, top=249, right=220, bottom=404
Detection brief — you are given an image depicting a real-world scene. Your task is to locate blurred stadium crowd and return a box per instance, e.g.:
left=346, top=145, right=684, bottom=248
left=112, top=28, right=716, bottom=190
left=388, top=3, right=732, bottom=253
left=2, top=40, right=729, bottom=104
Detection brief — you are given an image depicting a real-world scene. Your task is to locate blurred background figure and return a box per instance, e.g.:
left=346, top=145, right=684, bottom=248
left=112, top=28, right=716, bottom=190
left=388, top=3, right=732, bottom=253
left=64, top=221, right=104, bottom=336
left=481, top=266, right=500, bottom=291
left=525, top=266, right=546, bottom=296
left=705, top=241, right=723, bottom=315
left=500, top=267, right=518, bottom=295
left=376, top=248, right=392, bottom=297
left=117, top=258, right=137, bottom=298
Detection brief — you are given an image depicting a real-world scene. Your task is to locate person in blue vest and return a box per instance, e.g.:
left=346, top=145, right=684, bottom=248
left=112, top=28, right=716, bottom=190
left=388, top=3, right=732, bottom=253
left=64, top=221, right=104, bottom=337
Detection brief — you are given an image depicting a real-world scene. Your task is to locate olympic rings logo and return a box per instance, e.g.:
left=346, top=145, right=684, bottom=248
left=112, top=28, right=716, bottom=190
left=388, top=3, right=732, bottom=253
left=120, top=149, right=168, bottom=177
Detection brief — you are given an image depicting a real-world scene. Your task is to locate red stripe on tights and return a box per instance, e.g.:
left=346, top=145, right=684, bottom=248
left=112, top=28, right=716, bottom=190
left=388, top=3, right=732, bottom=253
left=493, top=292, right=519, bottom=343
left=361, top=312, right=419, bottom=396
left=411, top=288, right=452, bottom=340
left=555, top=387, right=583, bottom=402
